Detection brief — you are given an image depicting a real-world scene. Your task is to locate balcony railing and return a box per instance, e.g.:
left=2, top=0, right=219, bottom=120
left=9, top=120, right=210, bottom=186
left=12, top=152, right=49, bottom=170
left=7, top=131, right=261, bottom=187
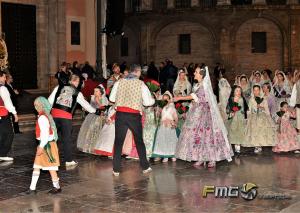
left=266, top=0, right=286, bottom=5
left=125, top=0, right=299, bottom=13
left=175, top=0, right=191, bottom=8
left=200, top=0, right=217, bottom=8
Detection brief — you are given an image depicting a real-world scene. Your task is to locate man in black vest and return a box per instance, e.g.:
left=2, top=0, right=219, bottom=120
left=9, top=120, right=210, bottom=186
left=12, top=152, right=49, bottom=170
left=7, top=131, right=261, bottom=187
left=48, top=74, right=96, bottom=167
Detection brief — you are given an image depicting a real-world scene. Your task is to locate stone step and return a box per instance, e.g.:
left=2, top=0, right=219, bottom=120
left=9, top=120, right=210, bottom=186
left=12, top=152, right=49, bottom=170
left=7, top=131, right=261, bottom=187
left=18, top=111, right=84, bottom=132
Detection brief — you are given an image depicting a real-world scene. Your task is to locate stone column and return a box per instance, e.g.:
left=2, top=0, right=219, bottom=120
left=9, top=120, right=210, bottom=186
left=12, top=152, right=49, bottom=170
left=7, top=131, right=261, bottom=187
left=57, top=0, right=66, bottom=66
left=141, top=0, right=152, bottom=10
left=191, top=0, right=199, bottom=7
left=217, top=0, right=231, bottom=5
left=287, top=0, right=298, bottom=5
left=140, top=24, right=150, bottom=64
left=167, top=0, right=175, bottom=9
left=125, top=0, right=131, bottom=13
left=37, top=0, right=49, bottom=90
left=47, top=0, right=58, bottom=76
left=85, top=0, right=96, bottom=66
left=252, top=0, right=266, bottom=5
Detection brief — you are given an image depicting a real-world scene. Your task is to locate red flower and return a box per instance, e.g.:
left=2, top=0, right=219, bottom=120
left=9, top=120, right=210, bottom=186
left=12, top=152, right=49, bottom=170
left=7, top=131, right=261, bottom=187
left=175, top=103, right=181, bottom=108
left=151, top=80, right=160, bottom=87
left=182, top=106, right=187, bottom=111
left=232, top=106, right=239, bottom=112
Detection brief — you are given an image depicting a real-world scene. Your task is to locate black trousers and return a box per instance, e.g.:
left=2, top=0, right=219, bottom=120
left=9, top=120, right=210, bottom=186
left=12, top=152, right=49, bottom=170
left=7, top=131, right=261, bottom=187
left=0, top=116, right=14, bottom=157
left=54, top=118, right=73, bottom=162
left=113, top=112, right=150, bottom=172
left=10, top=113, right=20, bottom=133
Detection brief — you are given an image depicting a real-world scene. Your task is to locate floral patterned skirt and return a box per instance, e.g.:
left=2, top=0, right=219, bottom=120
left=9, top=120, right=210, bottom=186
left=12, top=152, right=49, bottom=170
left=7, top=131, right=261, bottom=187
left=175, top=102, right=233, bottom=162
left=273, top=121, right=300, bottom=152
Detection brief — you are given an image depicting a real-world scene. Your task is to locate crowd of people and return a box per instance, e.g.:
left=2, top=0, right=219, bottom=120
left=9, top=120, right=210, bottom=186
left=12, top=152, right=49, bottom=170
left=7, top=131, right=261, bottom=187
left=1, top=59, right=300, bottom=195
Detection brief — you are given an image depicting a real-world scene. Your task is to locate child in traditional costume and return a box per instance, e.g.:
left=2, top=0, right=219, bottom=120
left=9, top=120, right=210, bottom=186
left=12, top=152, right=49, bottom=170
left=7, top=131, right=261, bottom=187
left=226, top=86, right=248, bottom=154
left=152, top=91, right=178, bottom=162
left=27, top=97, right=61, bottom=194
left=244, top=85, right=276, bottom=153
left=77, top=85, right=108, bottom=153
left=273, top=102, right=300, bottom=153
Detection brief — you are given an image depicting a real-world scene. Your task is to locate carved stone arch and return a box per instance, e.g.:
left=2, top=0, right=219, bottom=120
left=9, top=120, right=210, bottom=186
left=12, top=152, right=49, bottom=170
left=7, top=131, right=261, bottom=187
left=230, top=14, right=288, bottom=47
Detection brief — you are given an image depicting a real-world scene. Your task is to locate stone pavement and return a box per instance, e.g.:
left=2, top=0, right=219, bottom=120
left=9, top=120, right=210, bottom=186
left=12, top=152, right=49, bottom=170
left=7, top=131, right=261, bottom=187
left=0, top=128, right=300, bottom=213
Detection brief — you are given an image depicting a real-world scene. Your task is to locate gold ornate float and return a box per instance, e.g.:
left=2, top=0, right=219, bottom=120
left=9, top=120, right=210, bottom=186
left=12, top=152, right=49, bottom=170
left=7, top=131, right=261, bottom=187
left=0, top=36, right=8, bottom=71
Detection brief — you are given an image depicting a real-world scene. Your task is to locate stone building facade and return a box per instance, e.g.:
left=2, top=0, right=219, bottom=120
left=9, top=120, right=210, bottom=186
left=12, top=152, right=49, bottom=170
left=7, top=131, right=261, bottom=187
left=0, top=0, right=96, bottom=90
left=107, top=0, right=300, bottom=80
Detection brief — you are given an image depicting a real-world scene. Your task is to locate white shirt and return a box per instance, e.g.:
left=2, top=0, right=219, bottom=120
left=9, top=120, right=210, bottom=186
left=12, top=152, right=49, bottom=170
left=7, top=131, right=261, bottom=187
left=37, top=115, right=54, bottom=148
left=109, top=81, right=155, bottom=107
left=0, top=85, right=17, bottom=114
left=48, top=86, right=96, bottom=113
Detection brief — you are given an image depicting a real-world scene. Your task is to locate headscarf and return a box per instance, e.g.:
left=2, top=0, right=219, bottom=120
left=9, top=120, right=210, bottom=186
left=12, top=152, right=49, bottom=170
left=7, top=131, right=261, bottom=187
left=162, top=91, right=173, bottom=102
left=273, top=71, right=289, bottom=87
left=272, top=71, right=292, bottom=97
left=173, top=69, right=192, bottom=96
left=35, top=96, right=58, bottom=141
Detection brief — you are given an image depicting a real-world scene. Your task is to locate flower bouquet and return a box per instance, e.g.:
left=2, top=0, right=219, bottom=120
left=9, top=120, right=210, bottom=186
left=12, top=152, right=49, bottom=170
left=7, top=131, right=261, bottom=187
left=175, top=103, right=189, bottom=114
left=146, top=80, right=160, bottom=93
left=255, top=97, right=264, bottom=114
left=228, top=101, right=241, bottom=120
left=156, top=100, right=168, bottom=108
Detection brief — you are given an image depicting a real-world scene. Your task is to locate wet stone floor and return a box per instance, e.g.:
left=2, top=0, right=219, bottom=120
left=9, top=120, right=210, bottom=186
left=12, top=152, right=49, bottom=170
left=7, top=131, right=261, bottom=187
left=0, top=128, right=300, bottom=213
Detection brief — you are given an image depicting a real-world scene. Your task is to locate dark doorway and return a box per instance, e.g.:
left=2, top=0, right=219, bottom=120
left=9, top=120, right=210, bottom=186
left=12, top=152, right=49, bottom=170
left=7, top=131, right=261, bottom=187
left=1, top=2, right=37, bottom=89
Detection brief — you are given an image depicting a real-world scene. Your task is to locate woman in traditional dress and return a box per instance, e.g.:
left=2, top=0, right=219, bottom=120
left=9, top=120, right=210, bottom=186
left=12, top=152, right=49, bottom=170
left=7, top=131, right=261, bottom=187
left=27, top=97, right=61, bottom=194
left=262, top=82, right=277, bottom=121
left=174, top=67, right=233, bottom=168
left=244, top=85, right=276, bottom=153
left=239, top=74, right=251, bottom=103
left=173, top=69, right=192, bottom=97
left=173, top=69, right=192, bottom=131
left=226, top=86, right=248, bottom=154
left=152, top=91, right=178, bottom=162
left=218, top=72, right=231, bottom=121
left=93, top=106, right=116, bottom=156
left=272, top=102, right=300, bottom=153
left=143, top=88, right=160, bottom=158
left=77, top=85, right=108, bottom=154
left=273, top=71, right=292, bottom=111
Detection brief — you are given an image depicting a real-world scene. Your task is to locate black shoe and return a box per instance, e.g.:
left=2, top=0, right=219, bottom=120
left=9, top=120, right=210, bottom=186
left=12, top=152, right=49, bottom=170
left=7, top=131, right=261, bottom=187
left=25, top=189, right=37, bottom=195
left=48, top=187, right=62, bottom=194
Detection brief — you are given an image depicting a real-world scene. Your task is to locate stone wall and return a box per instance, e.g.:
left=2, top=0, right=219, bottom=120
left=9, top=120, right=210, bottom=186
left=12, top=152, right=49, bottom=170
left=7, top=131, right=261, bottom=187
left=107, top=5, right=300, bottom=81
